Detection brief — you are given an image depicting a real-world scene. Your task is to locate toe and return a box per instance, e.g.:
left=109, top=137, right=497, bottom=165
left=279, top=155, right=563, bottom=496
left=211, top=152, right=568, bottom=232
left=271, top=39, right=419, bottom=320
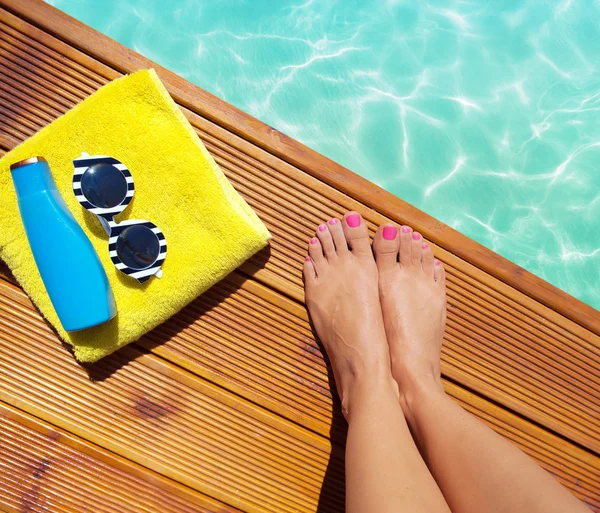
left=303, top=256, right=317, bottom=292
left=373, top=224, right=399, bottom=272
left=343, top=212, right=371, bottom=256
left=316, top=223, right=337, bottom=261
left=327, top=218, right=348, bottom=255
left=411, top=232, right=423, bottom=267
left=399, top=225, right=413, bottom=266
left=421, top=241, right=435, bottom=277
left=308, top=236, right=327, bottom=275
left=434, top=259, right=446, bottom=285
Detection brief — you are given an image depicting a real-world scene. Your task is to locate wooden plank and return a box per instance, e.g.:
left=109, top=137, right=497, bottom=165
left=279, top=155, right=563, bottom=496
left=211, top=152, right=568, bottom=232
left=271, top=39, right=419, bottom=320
left=0, top=277, right=598, bottom=510
left=0, top=279, right=345, bottom=513
left=0, top=9, right=598, bottom=454
left=0, top=401, right=242, bottom=513
left=3, top=0, right=597, bottom=337
left=1, top=138, right=598, bottom=505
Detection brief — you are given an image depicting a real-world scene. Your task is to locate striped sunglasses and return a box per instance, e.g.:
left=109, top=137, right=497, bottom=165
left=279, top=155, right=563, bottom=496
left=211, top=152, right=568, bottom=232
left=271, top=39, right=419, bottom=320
left=72, top=153, right=167, bottom=283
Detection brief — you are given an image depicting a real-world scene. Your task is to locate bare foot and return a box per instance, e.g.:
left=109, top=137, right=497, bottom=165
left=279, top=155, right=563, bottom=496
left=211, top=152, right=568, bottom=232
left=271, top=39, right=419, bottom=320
left=372, top=224, right=447, bottom=408
left=303, top=212, right=397, bottom=417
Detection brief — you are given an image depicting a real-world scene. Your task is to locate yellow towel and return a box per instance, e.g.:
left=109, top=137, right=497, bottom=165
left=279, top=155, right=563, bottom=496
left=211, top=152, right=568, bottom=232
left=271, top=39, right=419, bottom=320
left=0, top=69, right=270, bottom=362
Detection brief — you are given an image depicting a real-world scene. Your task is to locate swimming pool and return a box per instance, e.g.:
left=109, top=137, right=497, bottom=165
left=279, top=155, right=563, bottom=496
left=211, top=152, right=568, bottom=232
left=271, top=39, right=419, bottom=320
left=47, top=0, right=600, bottom=310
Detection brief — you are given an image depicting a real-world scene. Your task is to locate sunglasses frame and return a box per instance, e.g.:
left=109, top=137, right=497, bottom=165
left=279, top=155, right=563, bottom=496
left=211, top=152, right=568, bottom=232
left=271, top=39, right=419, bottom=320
left=72, top=153, right=167, bottom=283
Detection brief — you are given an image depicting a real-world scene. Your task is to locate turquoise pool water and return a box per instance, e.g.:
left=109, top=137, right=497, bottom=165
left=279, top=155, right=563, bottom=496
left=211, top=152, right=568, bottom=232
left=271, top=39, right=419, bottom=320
left=48, top=0, right=600, bottom=309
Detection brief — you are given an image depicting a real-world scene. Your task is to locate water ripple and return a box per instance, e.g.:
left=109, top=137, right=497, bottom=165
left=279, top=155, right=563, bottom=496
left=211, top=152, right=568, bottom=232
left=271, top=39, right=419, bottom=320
left=50, top=0, right=600, bottom=309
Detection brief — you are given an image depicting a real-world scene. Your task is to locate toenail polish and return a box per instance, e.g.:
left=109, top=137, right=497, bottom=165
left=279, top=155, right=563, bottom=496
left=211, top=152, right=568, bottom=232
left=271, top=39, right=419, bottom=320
left=412, top=232, right=421, bottom=240
left=310, top=237, right=318, bottom=244
left=422, top=243, right=429, bottom=250
left=328, top=218, right=338, bottom=225
left=402, top=226, right=411, bottom=233
left=346, top=213, right=361, bottom=228
left=318, top=224, right=327, bottom=232
left=383, top=226, right=397, bottom=240
left=305, top=257, right=311, bottom=262
left=435, top=260, right=441, bottom=266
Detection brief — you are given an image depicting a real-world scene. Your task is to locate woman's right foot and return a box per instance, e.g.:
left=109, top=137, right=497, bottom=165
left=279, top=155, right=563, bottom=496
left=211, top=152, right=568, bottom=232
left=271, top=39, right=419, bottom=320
left=371, top=224, right=447, bottom=409
left=303, top=213, right=397, bottom=418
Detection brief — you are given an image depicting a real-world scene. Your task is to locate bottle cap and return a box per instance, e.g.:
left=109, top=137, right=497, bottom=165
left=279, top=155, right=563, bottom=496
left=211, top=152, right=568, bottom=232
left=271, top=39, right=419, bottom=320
left=10, top=156, right=47, bottom=171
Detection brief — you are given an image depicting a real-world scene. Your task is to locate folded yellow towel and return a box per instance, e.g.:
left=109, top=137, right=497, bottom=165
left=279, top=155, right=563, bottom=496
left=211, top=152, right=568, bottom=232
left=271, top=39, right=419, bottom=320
left=0, top=69, right=270, bottom=362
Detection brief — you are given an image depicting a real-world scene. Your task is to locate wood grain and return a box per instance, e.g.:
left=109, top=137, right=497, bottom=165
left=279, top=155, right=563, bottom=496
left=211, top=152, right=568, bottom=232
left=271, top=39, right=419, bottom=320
left=0, top=6, right=597, bottom=454
left=0, top=401, right=242, bottom=513
left=0, top=280, right=345, bottom=513
left=0, top=277, right=598, bottom=511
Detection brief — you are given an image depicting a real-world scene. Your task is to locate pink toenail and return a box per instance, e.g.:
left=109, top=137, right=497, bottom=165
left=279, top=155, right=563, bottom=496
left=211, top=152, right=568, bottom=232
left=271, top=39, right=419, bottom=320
left=383, top=226, right=397, bottom=240
left=346, top=213, right=361, bottom=228
left=310, top=237, right=318, bottom=244
left=318, top=224, right=327, bottom=232
left=422, top=243, right=429, bottom=250
left=402, top=226, right=411, bottom=233
left=412, top=232, right=421, bottom=240
left=305, top=257, right=311, bottom=262
left=435, top=260, right=441, bottom=266
left=328, top=218, right=338, bottom=225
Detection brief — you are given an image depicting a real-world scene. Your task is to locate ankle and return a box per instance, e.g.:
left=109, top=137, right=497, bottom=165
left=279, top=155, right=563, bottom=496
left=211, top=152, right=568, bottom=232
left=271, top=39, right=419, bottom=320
left=396, top=370, right=445, bottom=425
left=341, top=370, right=399, bottom=420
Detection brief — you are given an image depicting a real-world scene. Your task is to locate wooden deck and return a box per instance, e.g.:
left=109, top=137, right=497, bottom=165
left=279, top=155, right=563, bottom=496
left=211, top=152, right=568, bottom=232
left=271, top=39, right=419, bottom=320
left=0, top=1, right=598, bottom=511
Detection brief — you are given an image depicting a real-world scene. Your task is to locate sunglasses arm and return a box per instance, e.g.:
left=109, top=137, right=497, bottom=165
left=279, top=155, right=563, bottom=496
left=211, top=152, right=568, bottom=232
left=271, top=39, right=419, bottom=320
left=97, top=216, right=112, bottom=237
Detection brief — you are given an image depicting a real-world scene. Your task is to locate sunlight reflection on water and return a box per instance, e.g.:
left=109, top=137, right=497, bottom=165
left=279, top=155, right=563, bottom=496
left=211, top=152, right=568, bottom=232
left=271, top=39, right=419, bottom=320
left=49, top=0, right=600, bottom=308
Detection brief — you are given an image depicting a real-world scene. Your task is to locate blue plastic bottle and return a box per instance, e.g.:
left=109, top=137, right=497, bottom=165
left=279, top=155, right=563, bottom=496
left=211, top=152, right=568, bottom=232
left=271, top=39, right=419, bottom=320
left=10, top=157, right=116, bottom=331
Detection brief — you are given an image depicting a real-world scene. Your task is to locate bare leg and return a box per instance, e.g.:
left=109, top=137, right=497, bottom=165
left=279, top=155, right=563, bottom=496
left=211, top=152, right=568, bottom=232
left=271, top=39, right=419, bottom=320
left=372, top=223, right=591, bottom=513
left=303, top=212, right=450, bottom=513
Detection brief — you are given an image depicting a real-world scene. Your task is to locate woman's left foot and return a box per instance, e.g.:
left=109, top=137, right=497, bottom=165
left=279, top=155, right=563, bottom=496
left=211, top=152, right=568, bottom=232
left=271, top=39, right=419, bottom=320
left=372, top=223, right=447, bottom=407
left=303, top=212, right=397, bottom=416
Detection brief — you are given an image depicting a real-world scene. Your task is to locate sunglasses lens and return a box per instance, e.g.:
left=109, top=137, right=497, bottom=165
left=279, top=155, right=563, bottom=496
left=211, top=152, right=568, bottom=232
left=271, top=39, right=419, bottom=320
left=81, top=164, right=128, bottom=208
left=116, top=225, right=160, bottom=270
